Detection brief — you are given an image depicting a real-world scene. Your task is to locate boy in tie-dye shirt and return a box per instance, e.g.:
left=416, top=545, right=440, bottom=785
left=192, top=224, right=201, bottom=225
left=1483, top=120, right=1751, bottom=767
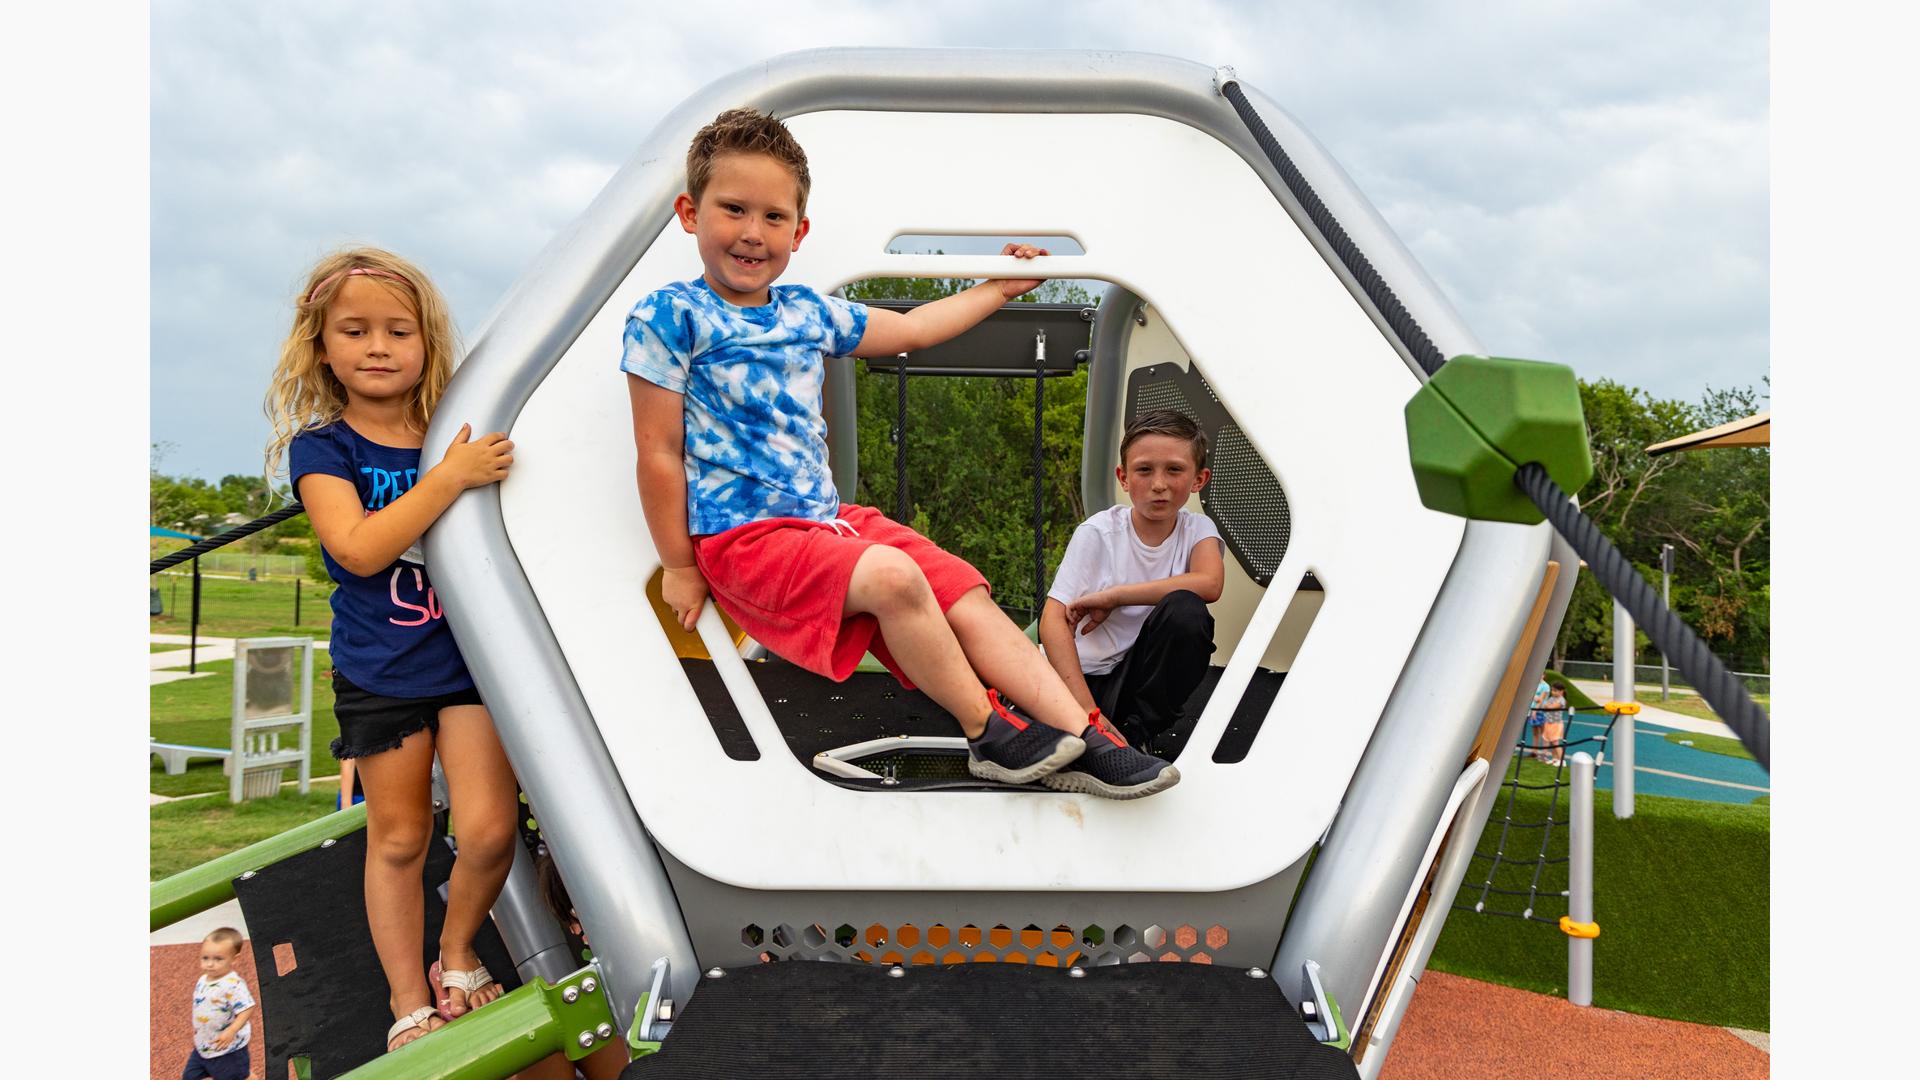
left=621, top=108, right=1179, bottom=798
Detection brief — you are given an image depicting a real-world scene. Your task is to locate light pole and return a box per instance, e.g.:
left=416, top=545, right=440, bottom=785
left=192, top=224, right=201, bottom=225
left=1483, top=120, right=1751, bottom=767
left=1659, top=544, right=1674, bottom=701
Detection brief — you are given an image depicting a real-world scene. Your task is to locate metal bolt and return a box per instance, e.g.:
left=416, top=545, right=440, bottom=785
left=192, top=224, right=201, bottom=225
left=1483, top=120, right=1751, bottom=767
left=577, top=1032, right=596, bottom=1049
left=320, top=838, right=336, bottom=849
left=1247, top=967, right=1267, bottom=979
left=239, top=870, right=256, bottom=881
left=1069, top=966, right=1086, bottom=979
left=658, top=999, right=674, bottom=1021
left=706, top=967, right=725, bottom=978
left=888, top=965, right=906, bottom=978
left=561, top=986, right=580, bottom=1004
left=580, top=976, right=597, bottom=994
left=596, top=1023, right=615, bottom=1040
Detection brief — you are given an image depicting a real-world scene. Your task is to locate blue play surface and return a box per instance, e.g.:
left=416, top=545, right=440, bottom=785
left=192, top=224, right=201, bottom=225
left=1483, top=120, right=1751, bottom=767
left=1541, top=717, right=1768, bottom=805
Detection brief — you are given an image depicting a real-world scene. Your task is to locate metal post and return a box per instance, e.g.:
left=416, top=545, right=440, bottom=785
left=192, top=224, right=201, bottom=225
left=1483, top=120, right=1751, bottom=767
left=190, top=556, right=202, bottom=674
left=1567, top=751, right=1595, bottom=1006
left=1659, top=544, right=1673, bottom=701
left=294, top=577, right=302, bottom=627
left=488, top=833, right=581, bottom=986
left=1612, top=599, right=1635, bottom=819
left=1032, top=328, right=1047, bottom=623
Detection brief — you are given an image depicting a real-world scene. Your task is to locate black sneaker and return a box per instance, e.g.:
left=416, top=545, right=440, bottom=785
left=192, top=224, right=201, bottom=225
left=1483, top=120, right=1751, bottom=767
left=966, top=690, right=1085, bottom=785
left=1040, top=712, right=1181, bottom=799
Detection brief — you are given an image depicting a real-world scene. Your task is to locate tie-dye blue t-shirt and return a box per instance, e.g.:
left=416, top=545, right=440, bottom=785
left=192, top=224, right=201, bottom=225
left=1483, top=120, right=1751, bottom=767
left=621, top=278, right=868, bottom=535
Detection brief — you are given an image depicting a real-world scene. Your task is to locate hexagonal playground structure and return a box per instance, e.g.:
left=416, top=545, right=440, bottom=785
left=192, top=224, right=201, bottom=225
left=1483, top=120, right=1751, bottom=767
left=419, top=48, right=1579, bottom=1077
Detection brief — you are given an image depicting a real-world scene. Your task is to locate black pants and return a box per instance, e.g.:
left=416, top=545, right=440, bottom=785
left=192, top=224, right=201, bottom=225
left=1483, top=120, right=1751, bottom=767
left=1084, top=590, right=1215, bottom=745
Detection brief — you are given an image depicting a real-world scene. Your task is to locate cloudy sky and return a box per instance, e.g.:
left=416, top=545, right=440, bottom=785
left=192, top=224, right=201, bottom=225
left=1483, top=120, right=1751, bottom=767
left=151, top=0, right=1767, bottom=481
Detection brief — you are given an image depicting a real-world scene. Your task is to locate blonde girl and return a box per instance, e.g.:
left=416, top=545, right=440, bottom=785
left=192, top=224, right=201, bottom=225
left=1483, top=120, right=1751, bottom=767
left=266, top=247, right=518, bottom=1052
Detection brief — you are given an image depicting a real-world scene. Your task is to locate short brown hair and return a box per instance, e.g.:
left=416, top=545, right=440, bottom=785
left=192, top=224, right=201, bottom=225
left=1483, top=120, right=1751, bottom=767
left=1121, top=409, right=1208, bottom=469
left=686, top=108, right=812, bottom=216
left=205, top=927, right=244, bottom=954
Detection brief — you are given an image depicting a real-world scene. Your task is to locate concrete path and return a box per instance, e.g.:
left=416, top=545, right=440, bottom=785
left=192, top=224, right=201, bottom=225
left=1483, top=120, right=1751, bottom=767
left=1568, top=679, right=1740, bottom=739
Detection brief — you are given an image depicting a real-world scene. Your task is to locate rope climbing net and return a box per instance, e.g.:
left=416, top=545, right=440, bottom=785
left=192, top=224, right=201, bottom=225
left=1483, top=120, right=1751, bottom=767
left=1454, top=710, right=1616, bottom=924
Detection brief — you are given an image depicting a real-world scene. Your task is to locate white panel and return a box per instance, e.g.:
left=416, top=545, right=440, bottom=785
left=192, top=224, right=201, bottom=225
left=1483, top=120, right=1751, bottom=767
left=503, top=111, right=1465, bottom=892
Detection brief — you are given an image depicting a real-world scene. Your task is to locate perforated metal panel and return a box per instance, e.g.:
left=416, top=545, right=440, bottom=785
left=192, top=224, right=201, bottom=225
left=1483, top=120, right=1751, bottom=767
left=1126, top=364, right=1292, bottom=586
left=734, top=918, right=1235, bottom=967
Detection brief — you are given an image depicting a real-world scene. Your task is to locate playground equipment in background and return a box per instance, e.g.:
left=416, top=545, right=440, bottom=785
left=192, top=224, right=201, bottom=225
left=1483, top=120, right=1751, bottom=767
left=150, top=635, right=314, bottom=803
left=149, top=48, right=1768, bottom=1080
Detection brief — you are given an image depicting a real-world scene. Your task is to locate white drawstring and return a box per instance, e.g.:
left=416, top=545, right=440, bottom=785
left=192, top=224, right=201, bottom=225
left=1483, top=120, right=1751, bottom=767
left=828, top=517, right=861, bottom=537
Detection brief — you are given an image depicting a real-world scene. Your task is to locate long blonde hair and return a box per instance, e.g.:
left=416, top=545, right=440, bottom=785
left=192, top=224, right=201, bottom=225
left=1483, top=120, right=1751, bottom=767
left=263, top=247, right=459, bottom=495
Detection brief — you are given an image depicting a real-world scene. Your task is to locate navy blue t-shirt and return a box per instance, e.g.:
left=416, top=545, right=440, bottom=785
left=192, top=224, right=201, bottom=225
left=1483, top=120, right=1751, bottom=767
left=289, top=421, right=473, bottom=698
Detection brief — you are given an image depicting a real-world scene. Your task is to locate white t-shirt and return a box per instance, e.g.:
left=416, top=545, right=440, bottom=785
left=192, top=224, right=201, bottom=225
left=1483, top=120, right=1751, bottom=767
left=191, top=970, right=255, bottom=1057
left=1046, top=505, right=1223, bottom=676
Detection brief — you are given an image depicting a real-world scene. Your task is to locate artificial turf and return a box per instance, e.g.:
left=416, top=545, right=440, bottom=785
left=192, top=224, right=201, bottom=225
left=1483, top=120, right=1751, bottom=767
left=1663, top=730, right=1757, bottom=762
left=1427, top=781, right=1769, bottom=1031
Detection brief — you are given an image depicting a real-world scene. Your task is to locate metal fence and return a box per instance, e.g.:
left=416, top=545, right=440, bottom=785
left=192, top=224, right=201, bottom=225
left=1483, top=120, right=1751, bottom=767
left=155, top=552, right=306, bottom=578
left=1555, top=659, right=1768, bottom=697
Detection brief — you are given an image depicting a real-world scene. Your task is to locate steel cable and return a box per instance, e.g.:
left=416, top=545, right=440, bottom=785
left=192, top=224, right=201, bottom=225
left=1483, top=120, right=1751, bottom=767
left=151, top=503, right=306, bottom=575
left=1516, top=464, right=1769, bottom=769
left=1220, top=75, right=1769, bottom=769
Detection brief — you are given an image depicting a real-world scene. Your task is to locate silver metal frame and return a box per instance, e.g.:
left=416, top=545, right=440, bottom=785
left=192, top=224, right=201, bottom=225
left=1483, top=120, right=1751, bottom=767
left=421, top=47, right=1561, bottom=1060
left=810, top=735, right=971, bottom=780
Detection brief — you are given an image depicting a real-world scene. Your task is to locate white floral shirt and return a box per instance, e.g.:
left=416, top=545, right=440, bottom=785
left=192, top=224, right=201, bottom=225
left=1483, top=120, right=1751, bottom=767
left=191, top=971, right=254, bottom=1057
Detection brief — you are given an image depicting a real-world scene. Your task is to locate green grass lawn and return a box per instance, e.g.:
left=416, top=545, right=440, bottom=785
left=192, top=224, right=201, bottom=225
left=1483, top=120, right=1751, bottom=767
left=1428, top=783, right=1768, bottom=1031
left=151, top=643, right=185, bottom=653
left=151, top=790, right=341, bottom=880
left=1641, top=691, right=1771, bottom=723
left=1663, top=730, right=1757, bottom=762
left=150, top=574, right=334, bottom=639
left=150, top=657, right=341, bottom=797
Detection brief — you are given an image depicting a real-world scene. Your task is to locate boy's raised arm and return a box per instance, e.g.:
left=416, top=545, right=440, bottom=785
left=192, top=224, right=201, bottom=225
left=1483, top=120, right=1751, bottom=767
left=628, top=375, right=706, bottom=631
left=852, top=243, right=1049, bottom=357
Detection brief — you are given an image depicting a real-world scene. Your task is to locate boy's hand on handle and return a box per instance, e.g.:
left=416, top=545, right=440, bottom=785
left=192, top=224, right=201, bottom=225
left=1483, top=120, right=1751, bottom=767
left=663, top=564, right=709, bottom=632
left=994, top=242, right=1051, bottom=299
left=439, top=423, right=515, bottom=489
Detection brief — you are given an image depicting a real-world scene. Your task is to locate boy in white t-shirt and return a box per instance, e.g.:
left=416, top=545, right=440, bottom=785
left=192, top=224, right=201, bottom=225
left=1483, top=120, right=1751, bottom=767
left=181, top=927, right=257, bottom=1080
left=1042, top=410, right=1225, bottom=759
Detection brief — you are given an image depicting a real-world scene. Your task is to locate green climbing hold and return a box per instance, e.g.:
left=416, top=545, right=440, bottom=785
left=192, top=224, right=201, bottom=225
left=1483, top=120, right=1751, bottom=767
left=1404, top=354, right=1592, bottom=524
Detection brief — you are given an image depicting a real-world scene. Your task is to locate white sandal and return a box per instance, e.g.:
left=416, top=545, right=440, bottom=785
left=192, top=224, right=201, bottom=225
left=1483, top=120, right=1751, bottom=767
left=437, top=960, right=498, bottom=1012
left=386, top=1005, right=440, bottom=1051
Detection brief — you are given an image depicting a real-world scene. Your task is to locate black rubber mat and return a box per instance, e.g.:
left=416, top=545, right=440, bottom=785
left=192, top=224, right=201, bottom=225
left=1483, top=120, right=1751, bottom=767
left=232, top=815, right=520, bottom=1080
left=621, top=961, right=1358, bottom=1079
left=682, top=656, right=1286, bottom=779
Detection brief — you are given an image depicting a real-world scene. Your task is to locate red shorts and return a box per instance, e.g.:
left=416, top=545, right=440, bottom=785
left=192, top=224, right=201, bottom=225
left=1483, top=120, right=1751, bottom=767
left=693, top=504, right=990, bottom=687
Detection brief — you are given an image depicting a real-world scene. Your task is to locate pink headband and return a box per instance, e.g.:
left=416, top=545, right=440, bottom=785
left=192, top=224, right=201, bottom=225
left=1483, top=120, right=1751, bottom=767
left=306, top=266, right=411, bottom=304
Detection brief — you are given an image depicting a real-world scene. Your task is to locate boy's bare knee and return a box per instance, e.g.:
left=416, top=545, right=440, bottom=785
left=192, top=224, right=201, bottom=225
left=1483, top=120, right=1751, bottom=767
left=854, top=547, right=934, bottom=615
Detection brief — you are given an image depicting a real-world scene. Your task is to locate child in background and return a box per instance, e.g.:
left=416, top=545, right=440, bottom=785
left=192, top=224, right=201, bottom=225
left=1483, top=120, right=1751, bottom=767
left=625, top=108, right=1176, bottom=798
left=265, top=248, right=521, bottom=1051
left=1526, top=678, right=1551, bottom=761
left=1540, top=682, right=1571, bottom=766
left=182, top=928, right=256, bottom=1080
left=1041, top=410, right=1223, bottom=762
